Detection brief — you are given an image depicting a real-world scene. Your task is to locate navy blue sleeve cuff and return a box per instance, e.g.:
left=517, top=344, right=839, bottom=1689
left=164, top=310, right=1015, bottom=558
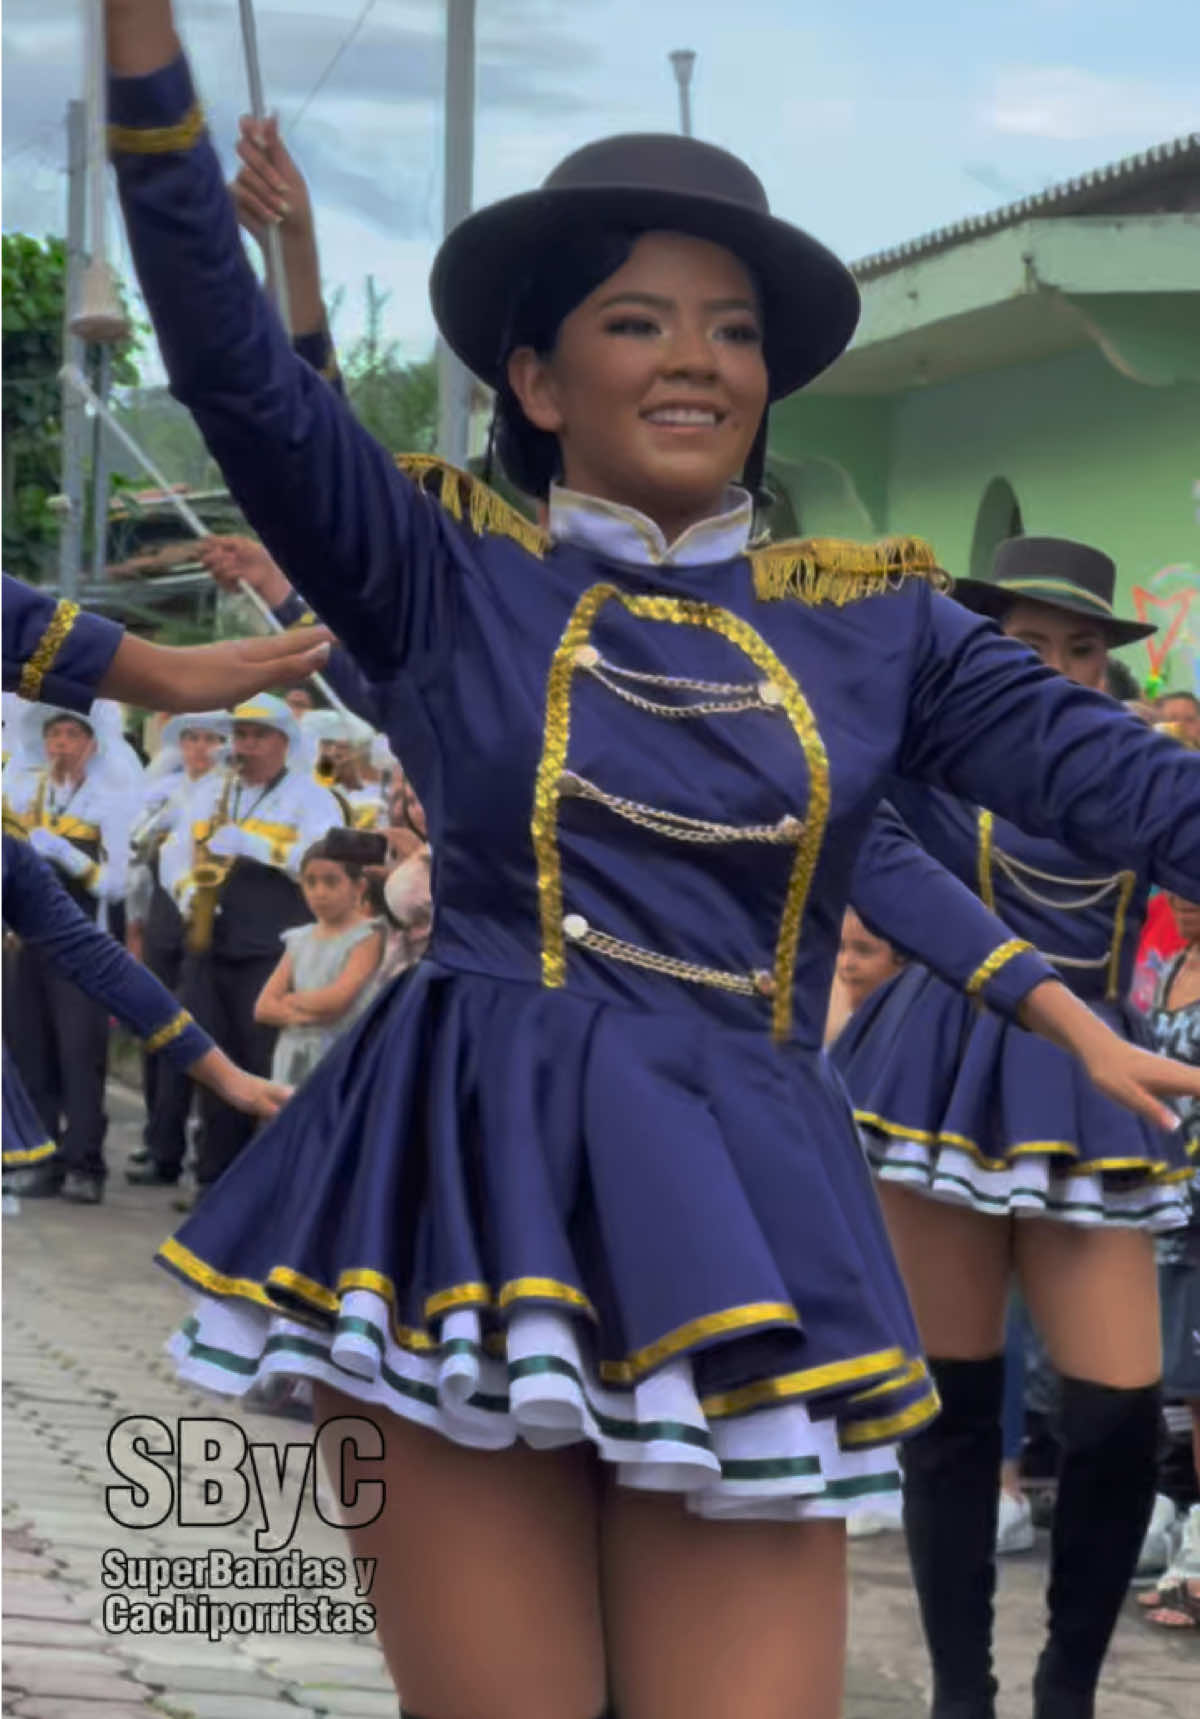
left=108, top=54, right=200, bottom=140
left=967, top=941, right=1055, bottom=1016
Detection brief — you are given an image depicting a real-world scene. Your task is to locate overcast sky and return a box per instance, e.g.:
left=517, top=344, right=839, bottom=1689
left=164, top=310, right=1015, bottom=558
left=4, top=0, right=1198, bottom=369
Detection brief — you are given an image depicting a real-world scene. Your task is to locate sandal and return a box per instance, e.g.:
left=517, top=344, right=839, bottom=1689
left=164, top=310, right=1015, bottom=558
left=1142, top=1577, right=1200, bottom=1630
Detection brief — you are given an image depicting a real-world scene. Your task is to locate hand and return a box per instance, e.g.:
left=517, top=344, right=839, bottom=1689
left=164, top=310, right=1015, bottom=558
left=188, top=1046, right=292, bottom=1119
left=29, top=827, right=90, bottom=878
left=219, top=1067, right=293, bottom=1120
left=99, top=627, right=331, bottom=711
left=126, top=920, right=146, bottom=962
left=232, top=115, right=314, bottom=248
left=194, top=534, right=293, bottom=607
left=1079, top=1039, right=1200, bottom=1133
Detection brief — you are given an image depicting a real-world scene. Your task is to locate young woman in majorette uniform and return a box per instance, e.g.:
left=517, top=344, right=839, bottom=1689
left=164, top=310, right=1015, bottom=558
left=103, top=5, right=1200, bottom=1712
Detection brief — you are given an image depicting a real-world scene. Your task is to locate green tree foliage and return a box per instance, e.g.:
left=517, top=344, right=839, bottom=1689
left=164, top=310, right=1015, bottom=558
left=2, top=232, right=139, bottom=579
left=340, top=275, right=439, bottom=455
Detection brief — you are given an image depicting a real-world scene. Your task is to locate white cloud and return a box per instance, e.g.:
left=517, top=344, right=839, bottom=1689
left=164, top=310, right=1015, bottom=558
left=984, top=65, right=1199, bottom=142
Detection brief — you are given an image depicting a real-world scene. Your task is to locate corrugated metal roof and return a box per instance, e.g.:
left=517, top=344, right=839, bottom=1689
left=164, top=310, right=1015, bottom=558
left=851, top=132, right=1200, bottom=280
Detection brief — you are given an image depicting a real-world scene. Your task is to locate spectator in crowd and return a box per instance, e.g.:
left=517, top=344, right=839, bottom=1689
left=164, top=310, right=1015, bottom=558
left=1138, top=891, right=1200, bottom=1630
left=1156, top=690, right=1200, bottom=750
left=255, top=833, right=385, bottom=1089
left=824, top=907, right=905, bottom=1045
left=284, top=685, right=317, bottom=721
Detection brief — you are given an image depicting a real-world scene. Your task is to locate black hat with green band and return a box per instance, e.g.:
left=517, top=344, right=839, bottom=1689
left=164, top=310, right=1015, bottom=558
left=952, top=535, right=1156, bottom=646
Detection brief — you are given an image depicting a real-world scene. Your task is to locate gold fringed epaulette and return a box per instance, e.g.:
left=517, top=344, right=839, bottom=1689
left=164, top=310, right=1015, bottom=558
left=395, top=454, right=550, bottom=559
left=749, top=535, right=950, bottom=606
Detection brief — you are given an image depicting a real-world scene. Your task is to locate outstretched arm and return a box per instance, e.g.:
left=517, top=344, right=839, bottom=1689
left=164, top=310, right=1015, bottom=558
left=849, top=803, right=1200, bottom=1128
left=902, top=590, right=1200, bottom=898
left=850, top=802, right=1052, bottom=1016
left=105, top=0, right=452, bottom=682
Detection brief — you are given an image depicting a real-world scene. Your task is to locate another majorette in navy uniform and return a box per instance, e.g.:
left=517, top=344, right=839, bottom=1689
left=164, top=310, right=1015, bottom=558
left=160, top=694, right=342, bottom=1201
left=105, top=5, right=1200, bottom=1711
left=833, top=536, right=1200, bottom=1717
left=126, top=711, right=231, bottom=1188
left=1, top=821, right=289, bottom=1189
left=2, top=569, right=331, bottom=714
left=4, top=701, right=139, bottom=1203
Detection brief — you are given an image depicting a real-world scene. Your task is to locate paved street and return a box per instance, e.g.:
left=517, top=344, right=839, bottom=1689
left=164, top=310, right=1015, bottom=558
left=3, top=1087, right=1197, bottom=1717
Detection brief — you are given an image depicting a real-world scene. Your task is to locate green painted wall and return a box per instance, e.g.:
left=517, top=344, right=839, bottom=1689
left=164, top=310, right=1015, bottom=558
left=770, top=343, right=1200, bottom=688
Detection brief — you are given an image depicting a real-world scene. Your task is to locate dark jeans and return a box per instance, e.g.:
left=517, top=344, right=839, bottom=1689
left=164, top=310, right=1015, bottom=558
left=181, top=951, right=277, bottom=1186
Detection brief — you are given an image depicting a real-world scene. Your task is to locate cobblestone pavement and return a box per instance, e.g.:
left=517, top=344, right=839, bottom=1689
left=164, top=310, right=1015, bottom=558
left=3, top=1089, right=1197, bottom=1717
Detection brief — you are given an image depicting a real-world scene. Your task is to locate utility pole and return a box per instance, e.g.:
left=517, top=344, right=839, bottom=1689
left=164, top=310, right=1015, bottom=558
left=58, top=100, right=87, bottom=598
left=437, top=0, right=475, bottom=468
left=669, top=50, right=696, bottom=137
left=90, top=347, right=112, bottom=579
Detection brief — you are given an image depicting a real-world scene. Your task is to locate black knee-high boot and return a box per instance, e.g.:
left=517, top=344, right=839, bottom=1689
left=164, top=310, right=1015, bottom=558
left=1033, top=1375, right=1160, bottom=1719
left=901, top=1355, right=1004, bottom=1719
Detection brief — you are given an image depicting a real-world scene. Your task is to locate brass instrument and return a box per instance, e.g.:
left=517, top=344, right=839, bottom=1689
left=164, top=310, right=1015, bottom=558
left=315, top=754, right=337, bottom=786
left=184, top=768, right=238, bottom=955
left=129, top=796, right=173, bottom=866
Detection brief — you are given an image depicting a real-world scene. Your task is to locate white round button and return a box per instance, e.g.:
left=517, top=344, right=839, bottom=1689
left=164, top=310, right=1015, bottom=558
left=777, top=814, right=804, bottom=839
left=757, top=680, right=784, bottom=707
left=563, top=914, right=590, bottom=941
left=573, top=644, right=600, bottom=669
left=558, top=770, right=583, bottom=795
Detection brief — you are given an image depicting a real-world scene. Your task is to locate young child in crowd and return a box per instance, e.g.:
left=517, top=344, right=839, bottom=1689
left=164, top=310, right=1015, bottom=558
left=255, top=835, right=384, bottom=1088
left=824, top=907, right=906, bottom=1045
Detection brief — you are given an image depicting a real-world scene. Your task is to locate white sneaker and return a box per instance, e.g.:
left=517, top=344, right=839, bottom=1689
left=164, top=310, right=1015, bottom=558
left=847, top=1507, right=900, bottom=1538
left=996, top=1488, right=1035, bottom=1555
left=1135, top=1493, right=1178, bottom=1579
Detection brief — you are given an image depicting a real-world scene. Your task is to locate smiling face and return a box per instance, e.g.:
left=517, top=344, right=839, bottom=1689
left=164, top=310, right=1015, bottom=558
left=1000, top=598, right=1109, bottom=691
left=505, top=230, right=769, bottom=543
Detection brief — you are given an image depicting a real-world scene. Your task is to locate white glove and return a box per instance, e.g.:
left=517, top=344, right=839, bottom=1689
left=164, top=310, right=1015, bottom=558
left=206, top=824, right=273, bottom=864
left=29, top=827, right=93, bottom=879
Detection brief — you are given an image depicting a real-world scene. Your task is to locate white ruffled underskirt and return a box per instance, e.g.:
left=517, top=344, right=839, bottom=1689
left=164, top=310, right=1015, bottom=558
left=865, top=1137, right=1192, bottom=1231
left=168, top=1291, right=904, bottom=1524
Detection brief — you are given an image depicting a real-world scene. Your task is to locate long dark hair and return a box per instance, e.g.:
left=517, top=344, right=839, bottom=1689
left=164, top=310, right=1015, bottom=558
left=485, top=226, right=771, bottom=514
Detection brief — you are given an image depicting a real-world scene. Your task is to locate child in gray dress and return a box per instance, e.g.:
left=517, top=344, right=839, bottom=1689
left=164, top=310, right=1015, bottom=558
left=255, top=836, right=384, bottom=1088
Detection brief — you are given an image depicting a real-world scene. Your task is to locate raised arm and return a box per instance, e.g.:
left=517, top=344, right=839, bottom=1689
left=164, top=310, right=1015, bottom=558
left=900, top=590, right=1200, bottom=897
left=105, top=0, right=451, bottom=680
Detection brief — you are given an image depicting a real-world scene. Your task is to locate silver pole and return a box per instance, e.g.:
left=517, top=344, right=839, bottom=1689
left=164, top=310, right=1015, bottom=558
left=238, top=0, right=292, bottom=337
left=436, top=0, right=475, bottom=468
left=90, top=344, right=112, bottom=578
left=58, top=100, right=88, bottom=598
left=60, top=364, right=350, bottom=715
left=669, top=50, right=696, bottom=137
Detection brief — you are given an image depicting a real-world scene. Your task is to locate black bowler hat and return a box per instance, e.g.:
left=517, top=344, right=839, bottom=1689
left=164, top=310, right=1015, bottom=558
left=429, top=133, right=861, bottom=402
left=953, top=536, right=1156, bottom=646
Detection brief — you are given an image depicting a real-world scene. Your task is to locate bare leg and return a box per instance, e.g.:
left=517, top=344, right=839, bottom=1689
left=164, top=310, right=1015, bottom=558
left=876, top=1184, right=1012, bottom=1356
left=602, top=1484, right=846, bottom=1719
left=1015, top=1220, right=1160, bottom=1389
left=312, top=1382, right=607, bottom=1719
